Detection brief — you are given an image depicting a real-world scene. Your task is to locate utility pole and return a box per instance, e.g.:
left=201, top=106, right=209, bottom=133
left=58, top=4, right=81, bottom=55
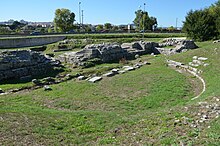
left=176, top=18, right=178, bottom=29
left=139, top=5, right=141, bottom=32
left=79, top=2, right=81, bottom=26
left=82, top=10, right=84, bottom=27
left=143, top=3, right=146, bottom=39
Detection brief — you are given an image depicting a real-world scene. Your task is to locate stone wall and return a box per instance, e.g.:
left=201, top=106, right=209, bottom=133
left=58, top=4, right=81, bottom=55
left=0, top=36, right=66, bottom=49
left=0, top=50, right=55, bottom=81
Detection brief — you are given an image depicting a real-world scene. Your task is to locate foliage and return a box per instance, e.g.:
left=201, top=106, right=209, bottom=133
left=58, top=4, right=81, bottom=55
left=133, top=10, right=157, bottom=31
left=167, top=26, right=175, bottom=31
left=183, top=9, right=216, bottom=41
left=9, top=21, right=26, bottom=30
left=112, top=25, right=119, bottom=31
left=0, top=26, right=11, bottom=34
left=104, top=23, right=113, bottom=30
left=47, top=27, right=53, bottom=33
left=209, top=0, right=220, bottom=35
left=54, top=8, right=75, bottom=32
left=96, top=24, right=104, bottom=32
left=183, top=0, right=220, bottom=41
left=83, top=24, right=92, bottom=32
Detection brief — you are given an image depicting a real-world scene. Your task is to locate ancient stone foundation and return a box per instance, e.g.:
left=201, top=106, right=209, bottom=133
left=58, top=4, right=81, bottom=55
left=57, top=39, right=198, bottom=67
left=58, top=41, right=159, bottom=66
left=0, top=50, right=56, bottom=81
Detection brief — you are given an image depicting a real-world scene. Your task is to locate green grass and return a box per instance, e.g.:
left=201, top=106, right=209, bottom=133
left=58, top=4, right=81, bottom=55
left=0, top=33, right=185, bottom=40
left=0, top=40, right=219, bottom=145
left=66, top=33, right=186, bottom=39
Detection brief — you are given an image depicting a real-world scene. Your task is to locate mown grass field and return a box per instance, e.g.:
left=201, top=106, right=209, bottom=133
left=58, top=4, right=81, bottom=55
left=0, top=37, right=220, bottom=145
left=0, top=32, right=185, bottom=40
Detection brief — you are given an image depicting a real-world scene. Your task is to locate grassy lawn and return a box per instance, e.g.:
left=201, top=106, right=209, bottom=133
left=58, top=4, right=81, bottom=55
left=0, top=39, right=219, bottom=145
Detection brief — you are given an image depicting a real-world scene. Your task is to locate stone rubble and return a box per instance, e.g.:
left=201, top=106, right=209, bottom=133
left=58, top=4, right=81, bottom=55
left=175, top=97, right=220, bottom=129
left=189, top=56, right=209, bottom=67
left=156, top=39, right=198, bottom=55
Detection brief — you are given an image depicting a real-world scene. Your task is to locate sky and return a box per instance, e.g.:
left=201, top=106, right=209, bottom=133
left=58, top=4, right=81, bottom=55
left=0, top=0, right=218, bottom=27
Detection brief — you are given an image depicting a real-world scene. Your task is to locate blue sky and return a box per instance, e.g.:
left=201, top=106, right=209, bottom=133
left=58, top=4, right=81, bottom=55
left=0, top=0, right=217, bottom=27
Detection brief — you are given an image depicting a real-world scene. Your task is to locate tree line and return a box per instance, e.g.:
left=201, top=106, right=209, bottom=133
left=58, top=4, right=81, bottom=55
left=53, top=8, right=158, bottom=33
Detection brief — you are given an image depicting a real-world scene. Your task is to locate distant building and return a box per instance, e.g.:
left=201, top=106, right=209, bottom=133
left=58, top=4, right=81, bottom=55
left=0, top=19, right=53, bottom=27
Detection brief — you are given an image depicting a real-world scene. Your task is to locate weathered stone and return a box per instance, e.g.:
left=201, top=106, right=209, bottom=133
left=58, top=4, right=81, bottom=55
left=58, top=42, right=160, bottom=67
left=103, top=72, right=116, bottom=77
left=77, top=76, right=86, bottom=80
left=134, top=63, right=142, bottom=69
left=88, top=76, right=102, bottom=83
left=44, top=85, right=52, bottom=91
left=155, top=40, right=198, bottom=55
left=42, top=77, right=56, bottom=84
left=198, top=57, right=208, bottom=61
left=192, top=60, right=203, bottom=65
left=0, top=50, right=55, bottom=81
left=213, top=40, right=220, bottom=43
left=123, top=66, right=135, bottom=71
left=121, top=42, right=142, bottom=50
left=111, top=69, right=119, bottom=73
left=204, top=63, right=210, bottom=67
left=189, top=62, right=199, bottom=67
left=32, top=79, right=41, bottom=85
left=118, top=70, right=126, bottom=74
left=58, top=43, right=129, bottom=66
left=135, top=54, right=140, bottom=59
left=193, top=56, right=198, bottom=60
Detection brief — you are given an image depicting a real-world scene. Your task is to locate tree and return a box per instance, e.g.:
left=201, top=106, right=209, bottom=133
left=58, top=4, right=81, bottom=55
left=104, top=23, right=112, bottom=30
left=47, top=27, right=53, bottom=33
left=9, top=21, right=26, bottom=30
left=167, top=26, right=175, bottom=31
left=96, top=25, right=103, bottom=32
left=183, top=9, right=217, bottom=41
left=183, top=0, right=220, bottom=41
left=112, top=25, right=119, bottom=31
left=53, top=8, right=75, bottom=32
left=209, top=0, right=220, bottom=36
left=84, top=24, right=92, bottom=32
left=133, top=10, right=157, bottom=31
left=0, top=26, right=11, bottom=34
